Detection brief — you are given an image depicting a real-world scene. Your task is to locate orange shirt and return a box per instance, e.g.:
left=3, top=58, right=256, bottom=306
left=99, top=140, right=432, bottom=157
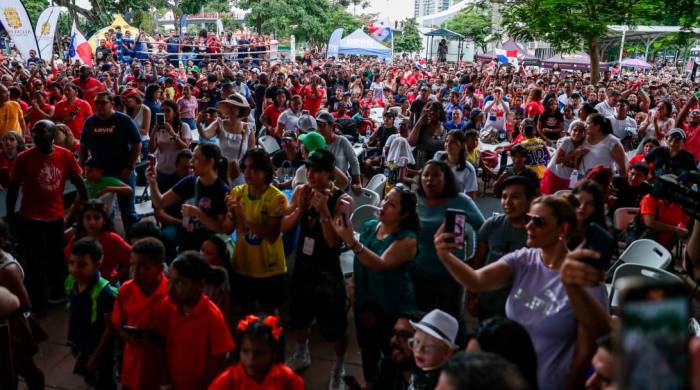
left=160, top=294, right=234, bottom=390
left=640, top=194, right=690, bottom=249
left=209, top=363, right=304, bottom=390
left=111, top=275, right=170, bottom=390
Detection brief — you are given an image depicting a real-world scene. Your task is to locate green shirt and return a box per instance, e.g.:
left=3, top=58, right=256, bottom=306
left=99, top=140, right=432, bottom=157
left=85, top=176, right=124, bottom=199
left=354, top=219, right=416, bottom=318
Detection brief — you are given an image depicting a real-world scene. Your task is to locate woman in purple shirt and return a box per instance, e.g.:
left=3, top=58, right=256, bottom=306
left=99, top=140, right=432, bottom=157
left=434, top=196, right=610, bottom=390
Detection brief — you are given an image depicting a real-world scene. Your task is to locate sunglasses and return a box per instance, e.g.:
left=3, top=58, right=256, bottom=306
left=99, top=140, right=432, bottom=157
left=525, top=213, right=546, bottom=228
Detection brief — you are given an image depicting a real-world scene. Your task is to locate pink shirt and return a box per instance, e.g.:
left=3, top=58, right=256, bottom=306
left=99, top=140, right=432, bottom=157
left=176, top=96, right=198, bottom=119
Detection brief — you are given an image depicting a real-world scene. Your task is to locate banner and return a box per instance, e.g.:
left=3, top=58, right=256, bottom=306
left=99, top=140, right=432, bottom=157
left=326, top=28, right=343, bottom=59
left=35, top=6, right=65, bottom=61
left=0, top=0, right=40, bottom=59
left=69, top=21, right=93, bottom=66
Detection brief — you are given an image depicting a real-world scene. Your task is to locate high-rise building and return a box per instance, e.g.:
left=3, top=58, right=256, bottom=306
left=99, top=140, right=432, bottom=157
left=414, top=0, right=457, bottom=17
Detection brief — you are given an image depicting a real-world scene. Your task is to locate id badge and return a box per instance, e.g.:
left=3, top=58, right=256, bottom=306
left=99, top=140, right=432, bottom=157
left=302, top=237, right=315, bottom=256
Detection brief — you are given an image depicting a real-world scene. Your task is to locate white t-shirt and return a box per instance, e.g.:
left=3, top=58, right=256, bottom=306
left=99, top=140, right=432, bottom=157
left=484, top=100, right=509, bottom=131
left=608, top=115, right=637, bottom=140
left=434, top=151, right=478, bottom=194
left=277, top=108, right=302, bottom=133
left=155, top=122, right=192, bottom=175
left=580, top=134, right=624, bottom=174
left=548, top=137, right=577, bottom=180
left=594, top=101, right=616, bottom=118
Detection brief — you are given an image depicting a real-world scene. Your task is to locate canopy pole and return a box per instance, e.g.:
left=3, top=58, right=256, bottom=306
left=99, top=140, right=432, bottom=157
left=618, top=25, right=627, bottom=64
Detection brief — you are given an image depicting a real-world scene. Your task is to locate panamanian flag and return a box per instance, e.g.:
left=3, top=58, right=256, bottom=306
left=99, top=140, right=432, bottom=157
left=369, top=23, right=392, bottom=42
left=69, top=21, right=93, bottom=66
left=495, top=49, right=518, bottom=69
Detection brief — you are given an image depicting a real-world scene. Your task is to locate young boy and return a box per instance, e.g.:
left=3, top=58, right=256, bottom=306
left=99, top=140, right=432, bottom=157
left=112, top=237, right=169, bottom=390
left=409, top=309, right=458, bottom=389
left=83, top=157, right=133, bottom=200
left=493, top=144, right=541, bottom=194
left=65, top=237, right=117, bottom=389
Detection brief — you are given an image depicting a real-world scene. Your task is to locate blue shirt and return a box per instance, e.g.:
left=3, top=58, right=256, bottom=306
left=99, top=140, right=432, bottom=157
left=416, top=193, right=485, bottom=277
left=67, top=272, right=116, bottom=352
left=444, top=120, right=466, bottom=131
left=81, top=111, right=142, bottom=176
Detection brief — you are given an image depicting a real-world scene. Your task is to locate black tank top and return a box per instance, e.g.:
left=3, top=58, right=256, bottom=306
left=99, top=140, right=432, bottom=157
left=296, top=187, right=344, bottom=270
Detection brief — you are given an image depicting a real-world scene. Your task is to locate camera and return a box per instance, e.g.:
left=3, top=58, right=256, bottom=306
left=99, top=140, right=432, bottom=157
left=651, top=172, right=700, bottom=218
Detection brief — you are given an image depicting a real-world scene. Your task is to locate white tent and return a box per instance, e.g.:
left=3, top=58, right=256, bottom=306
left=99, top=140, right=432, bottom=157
left=338, top=29, right=392, bottom=59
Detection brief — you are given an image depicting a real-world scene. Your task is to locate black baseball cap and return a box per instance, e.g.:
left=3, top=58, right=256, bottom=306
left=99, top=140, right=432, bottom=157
left=303, top=149, right=335, bottom=172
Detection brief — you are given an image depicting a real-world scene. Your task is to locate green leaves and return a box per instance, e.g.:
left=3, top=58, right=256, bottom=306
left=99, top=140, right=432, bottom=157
left=239, top=0, right=362, bottom=46
left=394, top=18, right=422, bottom=54
left=443, top=7, right=492, bottom=52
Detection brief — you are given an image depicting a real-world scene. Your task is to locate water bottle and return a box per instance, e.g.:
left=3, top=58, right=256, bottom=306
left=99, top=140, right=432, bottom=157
left=569, top=169, right=579, bottom=189
left=366, top=127, right=372, bottom=142
left=498, top=127, right=506, bottom=141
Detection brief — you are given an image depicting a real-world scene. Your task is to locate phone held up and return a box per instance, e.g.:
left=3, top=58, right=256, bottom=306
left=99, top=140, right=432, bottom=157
left=582, top=222, right=616, bottom=271
left=618, top=278, right=689, bottom=390
left=444, top=208, right=467, bottom=246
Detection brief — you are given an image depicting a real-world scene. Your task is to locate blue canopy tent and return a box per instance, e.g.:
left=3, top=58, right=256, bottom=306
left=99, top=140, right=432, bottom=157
left=338, top=29, right=392, bottom=59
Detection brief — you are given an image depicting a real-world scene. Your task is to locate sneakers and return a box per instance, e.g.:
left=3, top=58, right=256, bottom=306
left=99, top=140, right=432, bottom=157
left=328, top=363, right=346, bottom=390
left=286, top=348, right=311, bottom=372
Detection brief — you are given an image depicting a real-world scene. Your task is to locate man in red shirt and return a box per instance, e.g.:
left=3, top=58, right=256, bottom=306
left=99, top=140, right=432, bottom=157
left=7, top=120, right=87, bottom=316
left=675, top=95, right=700, bottom=162
left=73, top=65, right=105, bottom=109
left=302, top=76, right=324, bottom=116
left=640, top=193, right=690, bottom=250
left=53, top=84, right=93, bottom=138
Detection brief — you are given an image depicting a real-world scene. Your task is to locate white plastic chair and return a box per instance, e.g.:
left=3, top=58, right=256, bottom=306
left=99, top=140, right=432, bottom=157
left=608, top=263, right=684, bottom=313
left=366, top=174, right=388, bottom=198
left=351, top=188, right=381, bottom=209
left=350, top=205, right=380, bottom=232
left=258, top=135, right=280, bottom=154
left=618, top=239, right=672, bottom=269
left=613, top=207, right=639, bottom=230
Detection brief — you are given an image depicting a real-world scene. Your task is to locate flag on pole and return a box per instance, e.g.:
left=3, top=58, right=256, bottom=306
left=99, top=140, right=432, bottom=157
left=495, top=49, right=519, bottom=69
left=369, top=23, right=392, bottom=42
left=69, top=21, right=92, bottom=66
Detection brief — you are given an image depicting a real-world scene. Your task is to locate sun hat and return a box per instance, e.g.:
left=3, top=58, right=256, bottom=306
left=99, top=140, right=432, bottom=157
left=410, top=309, right=458, bottom=350
left=219, top=93, right=249, bottom=109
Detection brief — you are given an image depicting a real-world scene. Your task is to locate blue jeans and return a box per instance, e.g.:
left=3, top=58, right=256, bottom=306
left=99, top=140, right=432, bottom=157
left=118, top=170, right=139, bottom=232
left=182, top=117, right=196, bottom=134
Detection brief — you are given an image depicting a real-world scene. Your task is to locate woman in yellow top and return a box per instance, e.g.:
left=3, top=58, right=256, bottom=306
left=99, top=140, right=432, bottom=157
left=225, top=147, right=288, bottom=314
left=0, top=85, right=26, bottom=137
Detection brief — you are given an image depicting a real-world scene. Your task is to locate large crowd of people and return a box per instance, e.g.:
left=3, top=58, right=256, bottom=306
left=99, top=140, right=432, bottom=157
left=0, top=25, right=700, bottom=390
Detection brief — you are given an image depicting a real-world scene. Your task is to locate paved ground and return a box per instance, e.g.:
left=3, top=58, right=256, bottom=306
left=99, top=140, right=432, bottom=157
left=16, top=195, right=501, bottom=389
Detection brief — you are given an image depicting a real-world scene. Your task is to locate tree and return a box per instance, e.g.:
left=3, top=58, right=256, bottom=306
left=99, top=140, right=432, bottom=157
left=51, top=0, right=151, bottom=31
left=239, top=0, right=361, bottom=47
left=21, top=0, right=49, bottom=24
left=394, top=18, right=422, bottom=54
left=491, top=0, right=695, bottom=84
left=443, top=7, right=492, bottom=53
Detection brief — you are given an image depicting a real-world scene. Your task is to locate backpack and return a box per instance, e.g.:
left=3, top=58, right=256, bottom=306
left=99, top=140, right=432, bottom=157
left=336, top=118, right=360, bottom=143
left=65, top=276, right=117, bottom=324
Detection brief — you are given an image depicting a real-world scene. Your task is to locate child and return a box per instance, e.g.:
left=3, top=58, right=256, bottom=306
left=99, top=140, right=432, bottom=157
left=209, top=315, right=304, bottom=389
left=83, top=157, right=133, bottom=200
left=409, top=309, right=458, bottom=390
left=65, top=237, right=117, bottom=389
left=200, top=235, right=233, bottom=323
left=434, top=130, right=478, bottom=198
left=112, top=237, right=169, bottom=390
left=64, top=199, right=131, bottom=284
left=159, top=251, right=234, bottom=389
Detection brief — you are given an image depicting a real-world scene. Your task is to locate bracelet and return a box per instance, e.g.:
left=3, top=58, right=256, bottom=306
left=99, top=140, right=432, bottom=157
left=352, top=243, right=364, bottom=254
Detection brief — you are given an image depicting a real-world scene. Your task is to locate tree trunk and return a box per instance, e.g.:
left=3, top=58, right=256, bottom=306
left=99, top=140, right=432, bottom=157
left=256, top=15, right=262, bottom=34
left=587, top=36, right=601, bottom=85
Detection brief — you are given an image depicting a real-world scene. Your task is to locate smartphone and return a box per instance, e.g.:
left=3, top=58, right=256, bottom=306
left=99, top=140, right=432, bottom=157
left=582, top=222, right=615, bottom=271
left=156, top=112, right=165, bottom=125
left=444, top=208, right=467, bottom=245
left=148, top=154, right=156, bottom=169
left=339, top=199, right=351, bottom=227
left=618, top=279, right=689, bottom=390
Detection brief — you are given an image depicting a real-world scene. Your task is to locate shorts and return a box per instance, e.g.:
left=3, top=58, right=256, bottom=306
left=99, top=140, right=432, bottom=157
left=232, top=273, right=285, bottom=311
left=289, top=261, right=348, bottom=341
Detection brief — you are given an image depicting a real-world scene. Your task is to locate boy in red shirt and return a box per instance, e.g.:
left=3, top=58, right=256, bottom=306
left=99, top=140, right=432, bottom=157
left=53, top=84, right=93, bottom=138
left=639, top=193, right=690, bottom=250
left=8, top=119, right=87, bottom=315
left=112, top=238, right=170, bottom=390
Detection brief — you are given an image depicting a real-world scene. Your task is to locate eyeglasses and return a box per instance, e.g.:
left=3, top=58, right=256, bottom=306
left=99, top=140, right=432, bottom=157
left=408, top=338, right=447, bottom=353
left=525, top=213, right=546, bottom=228
left=391, top=330, right=413, bottom=340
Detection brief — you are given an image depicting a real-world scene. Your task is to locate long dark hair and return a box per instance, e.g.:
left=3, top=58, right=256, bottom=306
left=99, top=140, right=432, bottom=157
left=201, top=234, right=235, bottom=290
left=160, top=100, right=182, bottom=135
left=171, top=250, right=225, bottom=286
left=196, top=142, right=228, bottom=182
left=241, top=147, right=274, bottom=184
left=474, top=317, right=538, bottom=390
left=392, top=185, right=421, bottom=234
left=416, top=160, right=460, bottom=199
left=587, top=113, right=613, bottom=135
left=572, top=180, right=607, bottom=229
left=75, top=199, right=115, bottom=238
left=144, top=84, right=160, bottom=101
left=445, top=129, right=467, bottom=171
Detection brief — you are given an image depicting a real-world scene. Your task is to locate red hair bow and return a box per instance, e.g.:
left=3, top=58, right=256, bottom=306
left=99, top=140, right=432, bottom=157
left=237, top=315, right=259, bottom=332
left=263, top=315, right=283, bottom=341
